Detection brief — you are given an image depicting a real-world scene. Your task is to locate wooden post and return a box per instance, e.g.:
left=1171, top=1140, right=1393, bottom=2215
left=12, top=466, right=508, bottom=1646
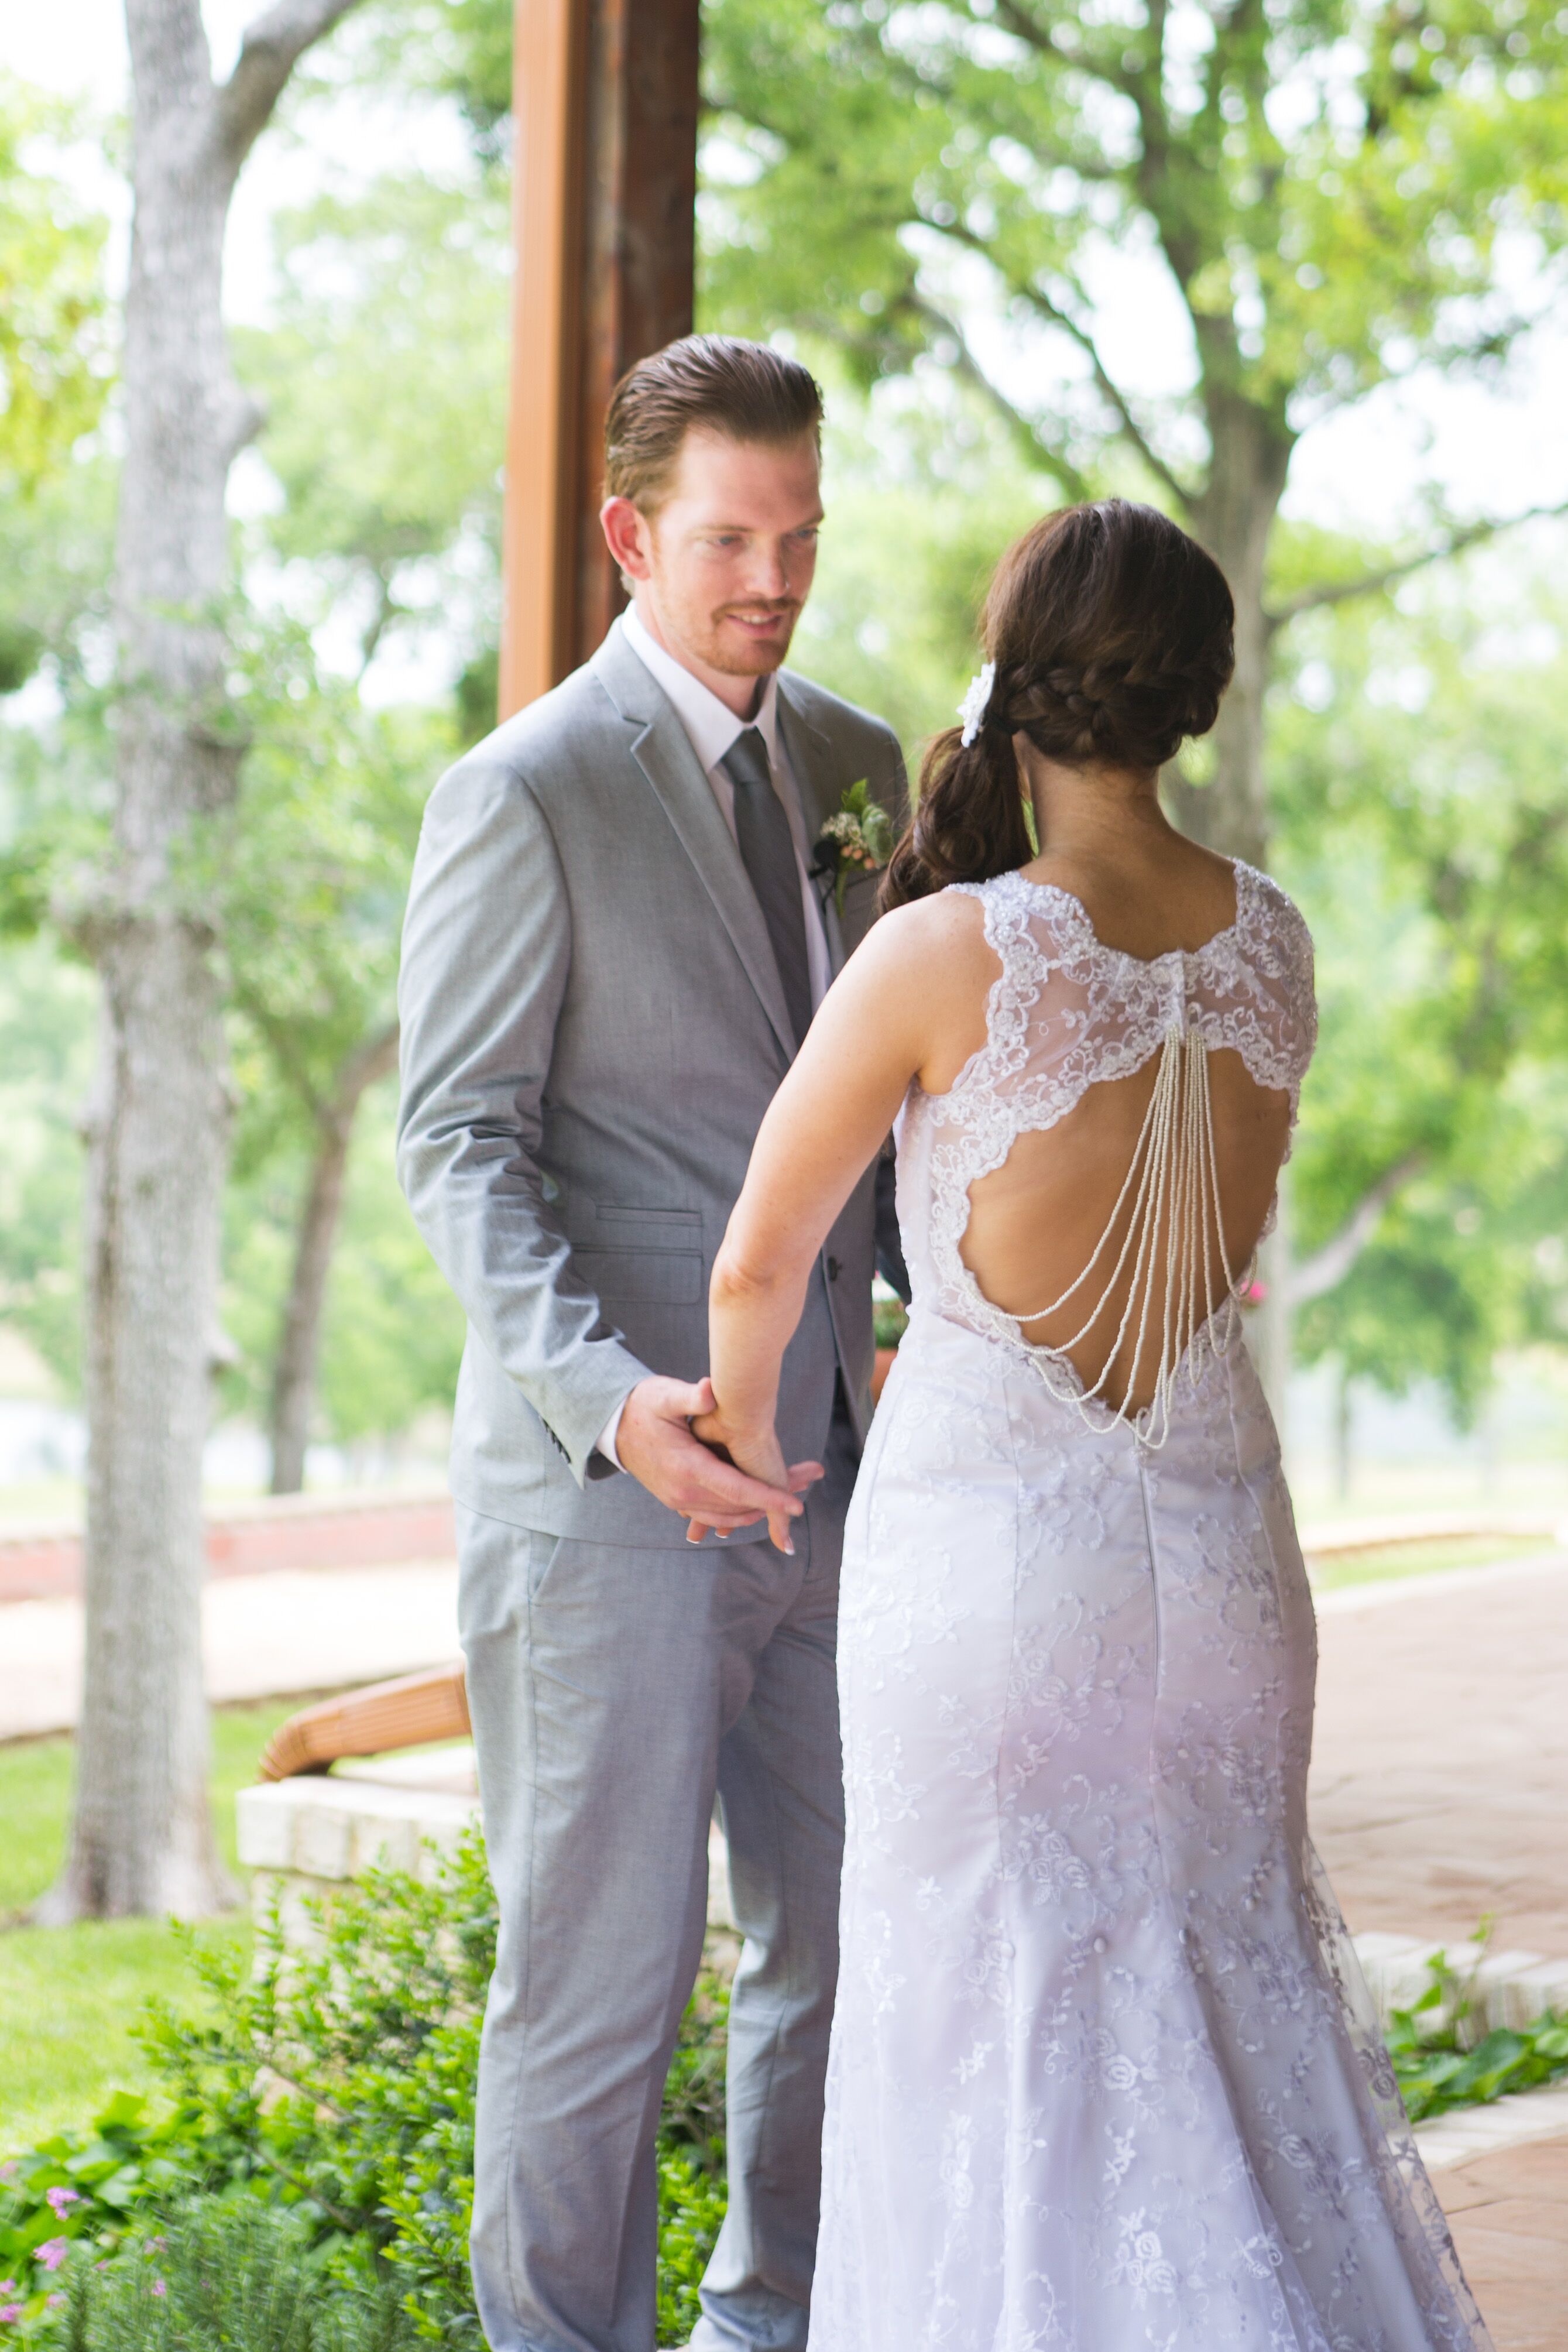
left=500, top=0, right=701, bottom=718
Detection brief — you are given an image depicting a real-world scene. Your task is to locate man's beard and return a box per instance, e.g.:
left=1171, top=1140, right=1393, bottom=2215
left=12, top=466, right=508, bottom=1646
left=677, top=598, right=802, bottom=677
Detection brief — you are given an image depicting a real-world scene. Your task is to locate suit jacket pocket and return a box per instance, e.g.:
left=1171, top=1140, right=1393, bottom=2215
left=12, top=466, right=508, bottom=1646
left=572, top=1246, right=704, bottom=1305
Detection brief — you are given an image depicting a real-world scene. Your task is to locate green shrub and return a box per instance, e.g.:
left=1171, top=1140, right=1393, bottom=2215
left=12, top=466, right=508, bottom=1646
left=0, top=2092, right=241, bottom=2341
left=13, top=1825, right=738, bottom=2342
left=53, top=2199, right=420, bottom=2352
left=1388, top=1943, right=1568, bottom=2123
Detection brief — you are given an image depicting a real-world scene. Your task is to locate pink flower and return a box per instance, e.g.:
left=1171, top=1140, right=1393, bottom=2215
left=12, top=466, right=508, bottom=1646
left=151, top=2278, right=167, bottom=2297
left=36, top=2240, right=68, bottom=2272
left=45, top=2187, right=80, bottom=2217
left=0, top=2305, right=21, bottom=2324
left=47, top=2297, right=65, bottom=2312
left=0, top=2162, right=18, bottom=2183
left=0, top=2285, right=16, bottom=2297
left=1244, top=1279, right=1267, bottom=1304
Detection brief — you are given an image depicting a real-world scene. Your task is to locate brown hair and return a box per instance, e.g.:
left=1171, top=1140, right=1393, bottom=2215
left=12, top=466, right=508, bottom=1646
left=883, top=500, right=1236, bottom=908
left=604, top=335, right=824, bottom=510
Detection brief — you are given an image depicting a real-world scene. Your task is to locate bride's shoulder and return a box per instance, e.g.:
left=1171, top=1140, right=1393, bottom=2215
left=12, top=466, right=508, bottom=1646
left=1233, top=860, right=1315, bottom=964
left=842, top=886, right=1000, bottom=1013
left=865, top=883, right=994, bottom=965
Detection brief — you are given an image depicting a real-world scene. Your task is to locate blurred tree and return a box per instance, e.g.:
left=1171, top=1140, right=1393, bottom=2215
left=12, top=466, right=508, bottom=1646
left=217, top=643, right=449, bottom=1490
left=1274, top=570, right=1568, bottom=1411
left=43, top=0, right=374, bottom=1928
left=235, top=170, right=509, bottom=678
left=214, top=170, right=506, bottom=1486
left=701, top=0, right=1568, bottom=868
left=0, top=77, right=111, bottom=507
left=354, top=0, right=513, bottom=162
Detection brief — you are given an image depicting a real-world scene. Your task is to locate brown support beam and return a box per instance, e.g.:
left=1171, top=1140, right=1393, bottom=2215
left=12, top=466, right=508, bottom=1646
left=501, top=0, right=701, bottom=718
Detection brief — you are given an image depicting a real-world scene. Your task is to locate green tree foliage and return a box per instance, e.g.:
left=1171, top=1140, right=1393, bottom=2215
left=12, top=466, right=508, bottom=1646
left=0, top=942, right=95, bottom=1396
left=209, top=634, right=466, bottom=1457
left=698, top=0, right=1568, bottom=862
left=235, top=172, right=509, bottom=673
left=354, top=0, right=513, bottom=160
left=1275, top=564, right=1568, bottom=1408
left=792, top=401, right=1053, bottom=745
left=0, top=78, right=111, bottom=506
left=702, top=0, right=1568, bottom=427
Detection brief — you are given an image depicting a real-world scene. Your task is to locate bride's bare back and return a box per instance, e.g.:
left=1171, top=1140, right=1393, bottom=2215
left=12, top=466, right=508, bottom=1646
left=873, top=819, right=1312, bottom=1436
left=706, top=787, right=1315, bottom=1466
left=931, top=848, right=1297, bottom=1420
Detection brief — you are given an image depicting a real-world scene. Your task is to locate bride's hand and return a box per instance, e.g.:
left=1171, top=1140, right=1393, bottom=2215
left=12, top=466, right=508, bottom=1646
left=686, top=1404, right=823, bottom=1554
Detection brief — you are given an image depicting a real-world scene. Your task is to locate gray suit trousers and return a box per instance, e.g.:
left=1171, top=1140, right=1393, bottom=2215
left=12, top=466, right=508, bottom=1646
left=461, top=1402, right=857, bottom=2352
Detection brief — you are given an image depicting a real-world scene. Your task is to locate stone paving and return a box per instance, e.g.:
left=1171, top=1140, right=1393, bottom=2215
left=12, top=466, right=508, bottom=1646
left=1309, top=1552, right=1568, bottom=1960
left=1437, top=2135, right=1568, bottom=2352
left=1308, top=1555, right=1568, bottom=2350
left=0, top=1559, right=459, bottom=1739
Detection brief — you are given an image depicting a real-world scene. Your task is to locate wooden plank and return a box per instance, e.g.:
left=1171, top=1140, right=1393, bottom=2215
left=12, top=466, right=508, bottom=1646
left=502, top=0, right=700, bottom=716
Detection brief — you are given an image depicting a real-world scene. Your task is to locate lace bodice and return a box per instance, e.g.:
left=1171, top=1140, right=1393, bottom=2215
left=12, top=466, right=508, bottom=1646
left=897, top=860, right=1317, bottom=1437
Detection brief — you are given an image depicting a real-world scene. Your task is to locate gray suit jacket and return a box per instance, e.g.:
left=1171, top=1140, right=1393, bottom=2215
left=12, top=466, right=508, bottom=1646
left=396, top=619, right=907, bottom=1549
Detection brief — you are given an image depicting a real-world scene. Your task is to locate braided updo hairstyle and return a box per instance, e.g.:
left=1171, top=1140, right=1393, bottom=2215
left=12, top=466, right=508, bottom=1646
left=881, top=499, right=1235, bottom=909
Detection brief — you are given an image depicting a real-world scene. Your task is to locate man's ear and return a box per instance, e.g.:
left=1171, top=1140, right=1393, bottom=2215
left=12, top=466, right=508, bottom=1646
left=600, top=495, right=652, bottom=583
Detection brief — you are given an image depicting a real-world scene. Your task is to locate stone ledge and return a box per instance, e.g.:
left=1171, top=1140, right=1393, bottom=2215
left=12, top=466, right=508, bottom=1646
left=236, top=1771, right=1559, bottom=2048
left=1353, top=1929, right=1568, bottom=2035
left=236, top=1748, right=736, bottom=1929
left=236, top=1774, right=478, bottom=1884
left=1413, top=2079, right=1568, bottom=2172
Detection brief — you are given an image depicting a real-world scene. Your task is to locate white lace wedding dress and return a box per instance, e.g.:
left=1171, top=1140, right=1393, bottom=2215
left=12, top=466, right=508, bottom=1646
left=811, top=865, right=1490, bottom=2351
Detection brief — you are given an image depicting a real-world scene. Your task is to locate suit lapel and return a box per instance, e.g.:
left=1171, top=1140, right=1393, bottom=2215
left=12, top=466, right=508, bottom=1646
left=591, top=625, right=797, bottom=1060
left=776, top=678, right=848, bottom=976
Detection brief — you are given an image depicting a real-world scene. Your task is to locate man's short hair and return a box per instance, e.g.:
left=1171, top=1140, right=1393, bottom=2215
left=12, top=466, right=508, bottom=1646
left=604, top=335, right=824, bottom=511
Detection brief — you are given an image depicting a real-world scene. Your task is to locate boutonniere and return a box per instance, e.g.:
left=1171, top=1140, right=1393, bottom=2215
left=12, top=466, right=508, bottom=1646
left=812, top=780, right=894, bottom=916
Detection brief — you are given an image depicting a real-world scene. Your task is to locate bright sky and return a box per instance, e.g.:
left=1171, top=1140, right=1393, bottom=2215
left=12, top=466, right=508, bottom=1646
left=10, top=2, right=1568, bottom=550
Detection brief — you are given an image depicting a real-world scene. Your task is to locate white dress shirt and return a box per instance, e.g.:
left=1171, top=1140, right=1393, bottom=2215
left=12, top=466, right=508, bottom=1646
left=597, top=609, right=833, bottom=1470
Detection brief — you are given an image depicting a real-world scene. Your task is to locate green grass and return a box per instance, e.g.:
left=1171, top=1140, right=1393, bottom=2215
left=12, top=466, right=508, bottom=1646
left=0, top=1699, right=312, bottom=2150
left=1307, top=1532, right=1560, bottom=1591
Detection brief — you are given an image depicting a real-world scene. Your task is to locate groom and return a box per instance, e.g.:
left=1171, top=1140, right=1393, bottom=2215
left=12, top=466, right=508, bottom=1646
left=397, top=337, right=906, bottom=2352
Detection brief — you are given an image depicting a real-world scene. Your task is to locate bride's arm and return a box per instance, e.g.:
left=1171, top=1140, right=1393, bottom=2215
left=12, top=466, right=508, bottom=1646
left=694, top=896, right=972, bottom=1546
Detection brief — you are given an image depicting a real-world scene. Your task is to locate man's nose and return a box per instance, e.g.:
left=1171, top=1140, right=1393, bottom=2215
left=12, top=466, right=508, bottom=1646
left=742, top=540, right=793, bottom=600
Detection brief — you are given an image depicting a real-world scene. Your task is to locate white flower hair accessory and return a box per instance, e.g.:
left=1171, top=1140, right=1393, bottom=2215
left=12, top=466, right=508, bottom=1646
left=958, top=660, right=996, bottom=748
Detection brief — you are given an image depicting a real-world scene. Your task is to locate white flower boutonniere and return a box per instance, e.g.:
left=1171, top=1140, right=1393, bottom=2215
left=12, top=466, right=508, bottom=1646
left=812, top=780, right=894, bottom=916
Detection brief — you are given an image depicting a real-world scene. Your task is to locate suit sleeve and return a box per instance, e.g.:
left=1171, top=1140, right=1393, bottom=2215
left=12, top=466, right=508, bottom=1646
left=396, top=753, right=650, bottom=1488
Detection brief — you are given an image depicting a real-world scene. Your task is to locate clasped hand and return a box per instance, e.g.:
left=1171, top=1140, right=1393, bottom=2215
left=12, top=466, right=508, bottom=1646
left=614, top=1374, right=822, bottom=1554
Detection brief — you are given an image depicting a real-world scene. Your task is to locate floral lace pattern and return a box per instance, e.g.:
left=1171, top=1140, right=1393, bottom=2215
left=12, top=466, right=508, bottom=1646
left=809, top=870, right=1488, bottom=2351
left=904, top=863, right=1317, bottom=1432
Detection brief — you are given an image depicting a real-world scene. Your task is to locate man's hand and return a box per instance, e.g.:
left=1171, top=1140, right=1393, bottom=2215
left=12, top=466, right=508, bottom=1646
left=615, top=1376, right=820, bottom=1551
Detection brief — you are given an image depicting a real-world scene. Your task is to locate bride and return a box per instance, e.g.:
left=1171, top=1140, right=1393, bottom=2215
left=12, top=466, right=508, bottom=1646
left=691, top=500, right=1490, bottom=2349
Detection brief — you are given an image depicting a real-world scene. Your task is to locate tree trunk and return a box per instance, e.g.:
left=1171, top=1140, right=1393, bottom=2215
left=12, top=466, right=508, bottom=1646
left=269, top=1024, right=399, bottom=1494
left=1165, top=396, right=1298, bottom=1422
left=1177, top=392, right=1295, bottom=872
left=40, top=0, right=365, bottom=1925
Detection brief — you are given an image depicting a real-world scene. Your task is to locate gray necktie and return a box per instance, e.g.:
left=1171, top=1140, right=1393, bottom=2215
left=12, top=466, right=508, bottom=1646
left=723, top=726, right=814, bottom=1048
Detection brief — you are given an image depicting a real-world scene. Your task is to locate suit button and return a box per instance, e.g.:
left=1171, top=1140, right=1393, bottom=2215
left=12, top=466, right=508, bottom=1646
left=826, top=1256, right=840, bottom=1281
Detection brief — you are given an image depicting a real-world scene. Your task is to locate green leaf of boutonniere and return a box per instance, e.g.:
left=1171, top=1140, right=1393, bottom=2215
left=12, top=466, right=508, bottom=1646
left=815, top=780, right=894, bottom=914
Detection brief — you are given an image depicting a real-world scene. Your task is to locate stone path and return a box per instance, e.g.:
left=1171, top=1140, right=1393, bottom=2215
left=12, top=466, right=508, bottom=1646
left=1306, top=1555, right=1568, bottom=2348
left=0, top=1560, right=459, bottom=1739
left=1437, top=2134, right=1568, bottom=2352
left=1309, top=1552, right=1568, bottom=1958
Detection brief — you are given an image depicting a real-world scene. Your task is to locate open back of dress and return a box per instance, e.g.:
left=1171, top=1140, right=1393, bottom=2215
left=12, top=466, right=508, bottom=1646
left=818, top=864, right=1490, bottom=2352
left=896, top=862, right=1316, bottom=1444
